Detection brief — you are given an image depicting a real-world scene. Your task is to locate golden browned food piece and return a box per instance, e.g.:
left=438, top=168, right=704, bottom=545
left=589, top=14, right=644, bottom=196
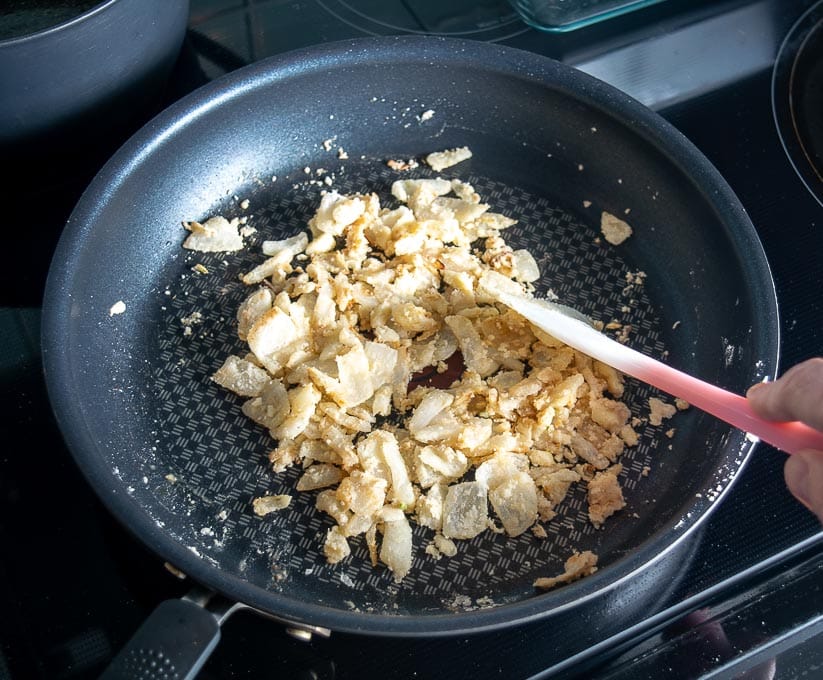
left=183, top=216, right=244, bottom=252
left=534, top=550, right=598, bottom=590
left=587, top=466, right=626, bottom=527
left=649, top=396, right=678, bottom=426
left=600, top=211, right=633, bottom=246
left=425, top=146, right=473, bottom=172
left=252, top=494, right=292, bottom=516
left=387, top=158, right=419, bottom=171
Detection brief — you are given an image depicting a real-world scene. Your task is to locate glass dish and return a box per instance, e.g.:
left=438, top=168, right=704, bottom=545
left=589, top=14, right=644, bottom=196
left=510, top=0, right=668, bottom=32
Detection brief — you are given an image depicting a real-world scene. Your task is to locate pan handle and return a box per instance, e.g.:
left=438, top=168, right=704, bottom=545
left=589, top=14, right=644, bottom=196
left=99, top=596, right=221, bottom=680
left=99, top=587, right=332, bottom=678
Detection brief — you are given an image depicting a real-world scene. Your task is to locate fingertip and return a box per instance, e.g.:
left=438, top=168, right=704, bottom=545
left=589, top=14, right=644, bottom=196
left=785, top=449, right=823, bottom=524
left=746, top=380, right=779, bottom=419
left=746, top=381, right=768, bottom=399
left=784, top=452, right=811, bottom=505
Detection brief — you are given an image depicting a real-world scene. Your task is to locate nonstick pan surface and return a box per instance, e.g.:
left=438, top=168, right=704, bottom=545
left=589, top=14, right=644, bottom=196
left=42, top=37, right=778, bottom=636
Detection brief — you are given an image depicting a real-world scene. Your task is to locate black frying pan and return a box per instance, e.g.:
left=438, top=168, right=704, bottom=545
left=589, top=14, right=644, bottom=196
left=41, top=36, right=778, bottom=676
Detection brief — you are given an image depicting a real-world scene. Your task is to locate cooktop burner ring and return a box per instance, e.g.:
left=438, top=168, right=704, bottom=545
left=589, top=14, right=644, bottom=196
left=772, top=0, right=823, bottom=208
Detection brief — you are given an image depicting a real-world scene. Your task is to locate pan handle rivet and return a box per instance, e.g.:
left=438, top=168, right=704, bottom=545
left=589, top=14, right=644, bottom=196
left=163, top=562, right=187, bottom=579
left=285, top=627, right=314, bottom=642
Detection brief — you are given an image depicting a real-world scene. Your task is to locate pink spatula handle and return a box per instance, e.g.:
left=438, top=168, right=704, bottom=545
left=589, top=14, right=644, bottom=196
left=625, top=351, right=823, bottom=455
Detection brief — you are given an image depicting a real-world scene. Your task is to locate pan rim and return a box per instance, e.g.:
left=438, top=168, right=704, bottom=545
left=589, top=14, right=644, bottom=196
left=41, top=34, right=779, bottom=636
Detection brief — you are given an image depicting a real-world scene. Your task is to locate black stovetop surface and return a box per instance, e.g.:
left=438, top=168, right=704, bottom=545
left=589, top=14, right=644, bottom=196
left=2, top=1, right=822, bottom=678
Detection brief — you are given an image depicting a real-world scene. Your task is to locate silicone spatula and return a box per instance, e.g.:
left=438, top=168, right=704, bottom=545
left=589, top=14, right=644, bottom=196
left=489, top=288, right=823, bottom=455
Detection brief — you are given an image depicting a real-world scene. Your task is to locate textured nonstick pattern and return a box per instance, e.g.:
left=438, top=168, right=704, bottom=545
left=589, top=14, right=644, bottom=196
left=142, top=162, right=672, bottom=613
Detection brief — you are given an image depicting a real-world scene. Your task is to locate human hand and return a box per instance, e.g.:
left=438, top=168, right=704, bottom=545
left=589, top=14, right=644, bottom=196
left=747, top=358, right=823, bottom=523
